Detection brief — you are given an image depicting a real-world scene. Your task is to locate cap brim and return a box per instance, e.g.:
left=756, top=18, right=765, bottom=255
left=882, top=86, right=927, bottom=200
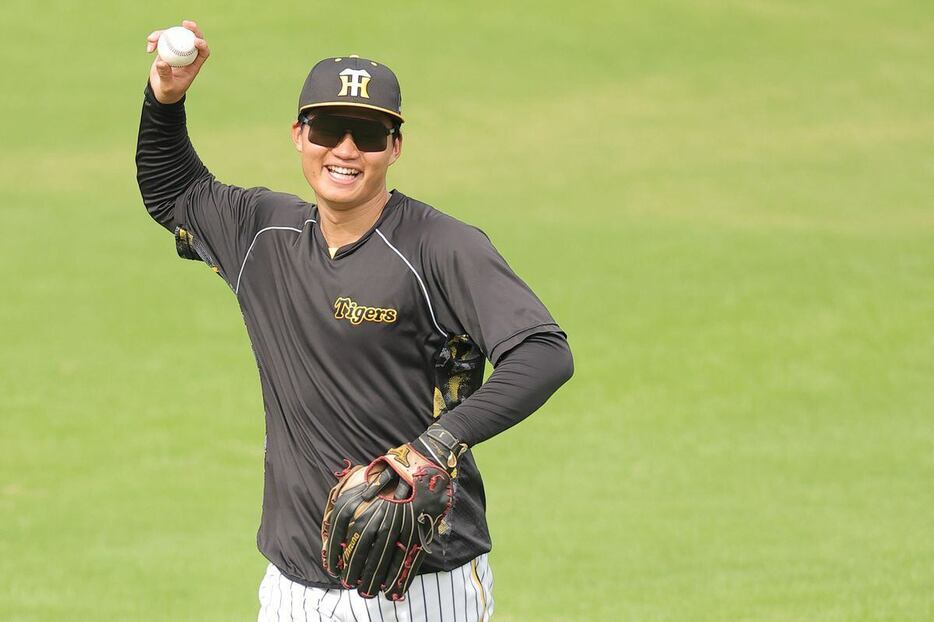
left=298, top=102, right=404, bottom=123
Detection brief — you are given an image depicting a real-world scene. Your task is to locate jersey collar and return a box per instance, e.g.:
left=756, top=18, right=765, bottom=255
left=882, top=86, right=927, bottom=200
left=312, top=190, right=405, bottom=260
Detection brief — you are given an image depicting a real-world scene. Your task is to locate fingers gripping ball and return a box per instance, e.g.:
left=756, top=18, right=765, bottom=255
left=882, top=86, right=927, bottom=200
left=157, top=26, right=197, bottom=67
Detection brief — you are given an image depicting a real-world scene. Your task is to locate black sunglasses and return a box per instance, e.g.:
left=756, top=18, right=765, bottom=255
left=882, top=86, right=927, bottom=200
left=299, top=113, right=397, bottom=152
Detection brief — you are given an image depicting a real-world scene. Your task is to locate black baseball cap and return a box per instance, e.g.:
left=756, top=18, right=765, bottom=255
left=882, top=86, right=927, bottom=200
left=298, top=55, right=404, bottom=124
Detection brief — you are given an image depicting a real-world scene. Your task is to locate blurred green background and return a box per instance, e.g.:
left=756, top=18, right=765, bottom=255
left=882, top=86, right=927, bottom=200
left=1, top=1, right=932, bottom=620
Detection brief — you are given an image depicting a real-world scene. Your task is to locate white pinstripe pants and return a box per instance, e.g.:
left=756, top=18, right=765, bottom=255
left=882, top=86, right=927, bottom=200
left=257, top=554, right=494, bottom=622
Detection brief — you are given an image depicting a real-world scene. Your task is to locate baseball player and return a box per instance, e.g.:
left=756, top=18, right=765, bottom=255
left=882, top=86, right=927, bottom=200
left=136, top=21, right=573, bottom=622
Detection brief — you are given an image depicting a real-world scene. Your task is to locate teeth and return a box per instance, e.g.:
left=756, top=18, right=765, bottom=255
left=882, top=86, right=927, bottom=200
left=327, top=166, right=359, bottom=176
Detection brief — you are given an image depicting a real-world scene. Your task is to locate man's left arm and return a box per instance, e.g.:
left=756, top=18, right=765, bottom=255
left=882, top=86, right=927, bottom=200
left=422, top=219, right=574, bottom=447
left=432, top=330, right=573, bottom=447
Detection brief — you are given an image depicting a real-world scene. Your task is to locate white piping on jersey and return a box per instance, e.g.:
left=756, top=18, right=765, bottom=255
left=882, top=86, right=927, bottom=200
left=374, top=228, right=448, bottom=338
left=235, top=219, right=316, bottom=295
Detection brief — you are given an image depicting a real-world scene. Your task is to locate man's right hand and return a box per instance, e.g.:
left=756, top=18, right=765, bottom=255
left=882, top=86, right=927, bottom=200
left=145, top=20, right=211, bottom=104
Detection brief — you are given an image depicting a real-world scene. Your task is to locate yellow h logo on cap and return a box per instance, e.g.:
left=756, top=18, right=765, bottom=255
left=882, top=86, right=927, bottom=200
left=338, top=68, right=371, bottom=98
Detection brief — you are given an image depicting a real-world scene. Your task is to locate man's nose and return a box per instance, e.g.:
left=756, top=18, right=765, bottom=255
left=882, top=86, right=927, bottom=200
left=331, top=132, right=360, bottom=157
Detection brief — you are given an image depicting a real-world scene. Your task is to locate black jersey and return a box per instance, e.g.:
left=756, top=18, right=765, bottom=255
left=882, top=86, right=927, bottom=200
left=173, top=182, right=560, bottom=586
left=136, top=84, right=569, bottom=589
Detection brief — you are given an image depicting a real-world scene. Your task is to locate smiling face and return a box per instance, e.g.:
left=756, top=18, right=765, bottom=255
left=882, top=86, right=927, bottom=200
left=290, top=106, right=402, bottom=211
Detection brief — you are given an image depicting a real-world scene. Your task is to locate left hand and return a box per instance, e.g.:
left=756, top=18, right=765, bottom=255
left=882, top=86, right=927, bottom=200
left=321, top=426, right=466, bottom=600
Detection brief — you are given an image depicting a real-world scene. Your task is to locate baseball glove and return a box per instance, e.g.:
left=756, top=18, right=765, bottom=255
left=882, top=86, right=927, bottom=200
left=321, top=424, right=467, bottom=600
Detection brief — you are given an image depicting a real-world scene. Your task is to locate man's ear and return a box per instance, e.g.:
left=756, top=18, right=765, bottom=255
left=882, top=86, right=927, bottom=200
left=290, top=121, right=304, bottom=152
left=389, top=134, right=403, bottom=165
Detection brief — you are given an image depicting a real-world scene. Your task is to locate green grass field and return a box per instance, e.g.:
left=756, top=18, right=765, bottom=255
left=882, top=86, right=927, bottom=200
left=1, top=1, right=932, bottom=620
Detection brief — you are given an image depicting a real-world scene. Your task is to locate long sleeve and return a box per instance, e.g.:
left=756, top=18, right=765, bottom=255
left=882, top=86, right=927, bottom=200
left=437, top=332, right=574, bottom=447
left=134, top=81, right=278, bottom=289
left=135, top=81, right=211, bottom=232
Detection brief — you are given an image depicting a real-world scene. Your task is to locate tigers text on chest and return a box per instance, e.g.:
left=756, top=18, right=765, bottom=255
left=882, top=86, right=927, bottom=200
left=333, top=296, right=398, bottom=325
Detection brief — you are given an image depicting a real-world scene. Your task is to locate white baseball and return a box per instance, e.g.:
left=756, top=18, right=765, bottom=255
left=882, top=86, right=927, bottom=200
left=157, top=26, right=197, bottom=67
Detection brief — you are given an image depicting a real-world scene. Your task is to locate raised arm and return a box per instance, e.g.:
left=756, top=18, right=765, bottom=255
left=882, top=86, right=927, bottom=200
left=135, top=20, right=212, bottom=231
left=134, top=22, right=274, bottom=289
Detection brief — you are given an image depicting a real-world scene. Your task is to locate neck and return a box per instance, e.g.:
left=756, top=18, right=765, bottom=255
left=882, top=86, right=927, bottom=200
left=316, top=188, right=391, bottom=249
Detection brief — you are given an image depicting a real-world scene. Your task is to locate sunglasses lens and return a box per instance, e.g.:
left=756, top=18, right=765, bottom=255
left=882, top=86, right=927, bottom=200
left=352, top=131, right=387, bottom=152
left=307, top=117, right=344, bottom=149
left=307, top=116, right=389, bottom=152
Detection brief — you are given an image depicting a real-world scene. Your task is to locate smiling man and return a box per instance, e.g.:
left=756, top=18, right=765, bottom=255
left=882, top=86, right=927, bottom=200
left=136, top=21, right=573, bottom=622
